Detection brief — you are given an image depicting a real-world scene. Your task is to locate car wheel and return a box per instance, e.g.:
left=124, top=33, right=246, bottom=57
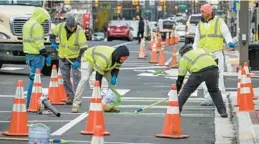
left=41, top=60, right=59, bottom=76
left=107, top=37, right=112, bottom=41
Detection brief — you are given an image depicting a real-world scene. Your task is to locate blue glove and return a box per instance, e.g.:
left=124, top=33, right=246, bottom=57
left=110, top=76, right=117, bottom=85
left=72, top=60, right=80, bottom=69
left=228, top=42, right=235, bottom=48
left=45, top=55, right=51, bottom=66
left=50, top=43, right=58, bottom=51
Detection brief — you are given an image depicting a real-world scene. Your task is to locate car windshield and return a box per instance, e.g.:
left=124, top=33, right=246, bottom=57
left=109, top=21, right=128, bottom=27
left=190, top=16, right=201, bottom=24
left=0, top=0, right=42, bottom=6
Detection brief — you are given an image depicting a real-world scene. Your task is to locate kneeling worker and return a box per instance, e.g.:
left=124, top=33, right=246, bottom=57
left=72, top=45, right=130, bottom=113
left=176, top=44, right=227, bottom=118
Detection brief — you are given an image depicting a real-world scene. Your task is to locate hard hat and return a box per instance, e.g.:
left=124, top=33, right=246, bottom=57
left=179, top=44, right=193, bottom=56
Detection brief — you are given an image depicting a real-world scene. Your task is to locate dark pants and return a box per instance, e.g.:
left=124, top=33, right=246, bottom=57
left=178, top=68, right=226, bottom=114
left=137, top=31, right=144, bottom=43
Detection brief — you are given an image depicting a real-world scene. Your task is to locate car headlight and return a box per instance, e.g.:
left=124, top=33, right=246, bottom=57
left=0, top=32, right=10, bottom=39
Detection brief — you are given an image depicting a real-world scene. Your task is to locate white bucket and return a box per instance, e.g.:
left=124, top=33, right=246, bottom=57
left=28, top=123, right=51, bottom=144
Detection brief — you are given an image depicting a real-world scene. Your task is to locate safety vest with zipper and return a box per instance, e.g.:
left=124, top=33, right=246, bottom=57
left=51, top=23, right=88, bottom=59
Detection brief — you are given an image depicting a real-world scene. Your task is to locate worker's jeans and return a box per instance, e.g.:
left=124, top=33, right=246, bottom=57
left=202, top=50, right=226, bottom=102
left=59, top=59, right=81, bottom=99
left=73, top=61, right=114, bottom=107
left=178, top=68, right=226, bottom=114
left=25, top=54, right=45, bottom=107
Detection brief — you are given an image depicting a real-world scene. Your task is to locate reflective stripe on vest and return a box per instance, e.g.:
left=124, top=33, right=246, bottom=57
left=182, top=53, right=209, bottom=65
left=198, top=17, right=223, bottom=40
left=23, top=22, right=45, bottom=50
left=58, top=23, right=83, bottom=51
left=91, top=47, right=109, bottom=74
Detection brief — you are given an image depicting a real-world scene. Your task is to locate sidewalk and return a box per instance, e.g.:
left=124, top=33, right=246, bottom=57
left=225, top=49, right=259, bottom=144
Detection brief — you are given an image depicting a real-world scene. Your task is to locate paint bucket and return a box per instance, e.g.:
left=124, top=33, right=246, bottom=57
left=28, top=123, right=50, bottom=144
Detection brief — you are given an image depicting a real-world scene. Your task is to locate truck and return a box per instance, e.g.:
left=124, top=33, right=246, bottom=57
left=0, top=0, right=58, bottom=76
left=157, top=18, right=178, bottom=40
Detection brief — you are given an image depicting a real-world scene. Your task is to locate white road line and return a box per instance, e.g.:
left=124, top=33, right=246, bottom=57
left=120, top=66, right=165, bottom=70
left=51, top=112, right=88, bottom=136
left=63, top=139, right=155, bottom=144
left=1, top=67, right=24, bottom=71
left=117, top=105, right=214, bottom=110
left=113, top=42, right=133, bottom=48
left=0, top=120, right=72, bottom=123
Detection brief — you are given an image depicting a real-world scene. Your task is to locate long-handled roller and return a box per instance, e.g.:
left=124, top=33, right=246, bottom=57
left=152, top=64, right=178, bottom=76
left=133, top=97, right=169, bottom=113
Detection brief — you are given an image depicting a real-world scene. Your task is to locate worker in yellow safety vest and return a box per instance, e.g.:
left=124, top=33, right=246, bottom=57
left=49, top=16, right=88, bottom=105
left=192, top=4, right=236, bottom=106
left=23, top=7, right=51, bottom=108
left=176, top=44, right=227, bottom=118
left=72, top=45, right=130, bottom=113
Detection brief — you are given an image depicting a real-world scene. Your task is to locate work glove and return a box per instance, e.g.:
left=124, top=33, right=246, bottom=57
left=72, top=60, right=80, bottom=69
left=45, top=55, right=51, bottom=66
left=50, top=42, right=58, bottom=51
left=110, top=76, right=117, bottom=85
left=228, top=42, right=235, bottom=48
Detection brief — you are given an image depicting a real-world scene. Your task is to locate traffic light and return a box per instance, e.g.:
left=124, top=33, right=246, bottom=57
left=159, top=0, right=165, bottom=6
left=254, top=2, right=259, bottom=8
left=132, top=0, right=138, bottom=6
left=116, top=5, right=122, bottom=14
left=94, top=0, right=98, bottom=8
left=136, top=5, right=140, bottom=12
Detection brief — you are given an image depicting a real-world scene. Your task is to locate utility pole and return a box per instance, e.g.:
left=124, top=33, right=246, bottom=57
left=239, top=1, right=250, bottom=65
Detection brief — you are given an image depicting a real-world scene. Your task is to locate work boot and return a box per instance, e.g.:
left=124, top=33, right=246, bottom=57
left=72, top=105, right=79, bottom=113
left=218, top=107, right=228, bottom=118
left=65, top=98, right=73, bottom=105
left=201, top=100, right=214, bottom=106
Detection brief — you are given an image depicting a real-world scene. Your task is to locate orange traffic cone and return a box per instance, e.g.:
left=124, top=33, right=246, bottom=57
left=158, top=42, right=166, bottom=66
left=243, top=62, right=257, bottom=100
left=155, top=84, right=190, bottom=139
left=28, top=68, right=42, bottom=112
left=81, top=81, right=110, bottom=135
left=138, top=38, right=145, bottom=59
left=166, top=32, right=170, bottom=46
left=91, top=125, right=104, bottom=144
left=171, top=45, right=178, bottom=67
left=149, top=42, right=158, bottom=64
left=149, top=32, right=154, bottom=50
left=238, top=68, right=255, bottom=112
left=169, top=32, right=173, bottom=45
left=58, top=68, right=68, bottom=102
left=234, top=66, right=242, bottom=107
left=48, top=65, right=64, bottom=105
left=2, top=80, right=28, bottom=136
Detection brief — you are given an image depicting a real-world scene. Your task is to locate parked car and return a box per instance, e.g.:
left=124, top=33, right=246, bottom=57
left=92, top=32, right=105, bottom=41
left=107, top=21, right=133, bottom=41
left=176, top=25, right=185, bottom=42
left=185, top=14, right=202, bottom=44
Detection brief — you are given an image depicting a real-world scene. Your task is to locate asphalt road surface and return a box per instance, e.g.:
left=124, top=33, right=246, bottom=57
left=0, top=40, right=258, bottom=144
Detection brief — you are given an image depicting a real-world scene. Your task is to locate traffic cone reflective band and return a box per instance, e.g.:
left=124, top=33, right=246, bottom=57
left=91, top=125, right=104, bottom=144
left=234, top=66, right=242, bottom=107
left=238, top=68, right=255, bottom=112
left=138, top=38, right=145, bottom=59
left=171, top=45, right=178, bottom=67
left=166, top=32, right=170, bottom=46
left=149, top=32, right=154, bottom=50
left=2, top=80, right=28, bottom=136
left=155, top=84, right=190, bottom=139
left=58, top=68, right=68, bottom=102
left=48, top=65, right=64, bottom=105
left=81, top=81, right=110, bottom=135
left=158, top=42, right=165, bottom=66
left=243, top=62, right=257, bottom=100
left=28, top=68, right=42, bottom=112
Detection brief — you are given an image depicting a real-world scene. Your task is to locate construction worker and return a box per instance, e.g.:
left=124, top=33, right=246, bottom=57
left=72, top=45, right=130, bottom=113
left=193, top=4, right=236, bottom=106
left=23, top=7, right=51, bottom=108
left=49, top=16, right=88, bottom=105
left=176, top=44, right=228, bottom=118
